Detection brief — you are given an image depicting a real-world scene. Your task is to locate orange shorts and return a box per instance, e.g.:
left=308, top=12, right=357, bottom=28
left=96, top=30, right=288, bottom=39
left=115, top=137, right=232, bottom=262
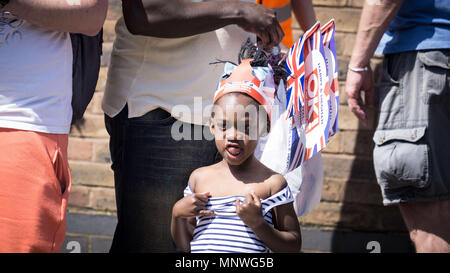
left=0, top=128, right=71, bottom=253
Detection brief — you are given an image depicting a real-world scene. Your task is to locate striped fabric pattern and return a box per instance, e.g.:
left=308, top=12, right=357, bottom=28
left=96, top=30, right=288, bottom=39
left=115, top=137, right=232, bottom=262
left=184, top=184, right=294, bottom=253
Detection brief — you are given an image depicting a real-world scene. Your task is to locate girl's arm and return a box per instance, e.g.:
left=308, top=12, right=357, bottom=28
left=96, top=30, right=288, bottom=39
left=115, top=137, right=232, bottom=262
left=171, top=190, right=214, bottom=252
left=236, top=192, right=301, bottom=253
left=170, top=213, right=196, bottom=252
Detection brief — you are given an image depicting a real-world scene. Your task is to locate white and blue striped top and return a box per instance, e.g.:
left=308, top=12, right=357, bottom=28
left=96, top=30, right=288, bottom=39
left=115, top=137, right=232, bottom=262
left=184, top=184, right=294, bottom=253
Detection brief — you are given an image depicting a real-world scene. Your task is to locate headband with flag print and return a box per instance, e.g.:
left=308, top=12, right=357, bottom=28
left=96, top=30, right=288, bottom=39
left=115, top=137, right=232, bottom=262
left=213, top=21, right=339, bottom=173
left=213, top=59, right=276, bottom=121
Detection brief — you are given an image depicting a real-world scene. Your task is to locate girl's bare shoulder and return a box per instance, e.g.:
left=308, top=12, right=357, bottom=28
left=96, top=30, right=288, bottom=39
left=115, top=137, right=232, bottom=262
left=188, top=162, right=224, bottom=192
left=265, top=171, right=288, bottom=196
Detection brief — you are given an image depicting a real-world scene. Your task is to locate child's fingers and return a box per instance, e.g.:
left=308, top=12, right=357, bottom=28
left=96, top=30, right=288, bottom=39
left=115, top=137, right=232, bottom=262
left=244, top=193, right=253, bottom=205
left=235, top=199, right=241, bottom=213
left=199, top=210, right=215, bottom=216
left=193, top=201, right=207, bottom=210
left=250, top=192, right=261, bottom=207
left=191, top=197, right=206, bottom=207
left=194, top=192, right=210, bottom=203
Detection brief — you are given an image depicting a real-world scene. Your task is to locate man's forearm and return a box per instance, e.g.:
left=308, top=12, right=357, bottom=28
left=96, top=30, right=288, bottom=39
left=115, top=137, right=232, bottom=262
left=122, top=0, right=245, bottom=37
left=292, top=0, right=316, bottom=31
left=349, top=0, right=403, bottom=67
left=4, top=0, right=108, bottom=36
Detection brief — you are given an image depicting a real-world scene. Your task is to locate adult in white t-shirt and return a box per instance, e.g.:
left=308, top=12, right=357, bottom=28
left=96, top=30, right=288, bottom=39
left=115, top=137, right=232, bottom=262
left=103, top=0, right=315, bottom=253
left=0, top=1, right=107, bottom=253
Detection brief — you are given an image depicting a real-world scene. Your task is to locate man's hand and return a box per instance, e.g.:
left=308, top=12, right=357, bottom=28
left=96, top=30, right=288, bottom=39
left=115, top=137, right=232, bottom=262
left=173, top=192, right=215, bottom=218
left=235, top=192, right=265, bottom=229
left=123, top=0, right=283, bottom=48
left=344, top=0, right=403, bottom=125
left=345, top=67, right=374, bottom=125
left=236, top=3, right=284, bottom=49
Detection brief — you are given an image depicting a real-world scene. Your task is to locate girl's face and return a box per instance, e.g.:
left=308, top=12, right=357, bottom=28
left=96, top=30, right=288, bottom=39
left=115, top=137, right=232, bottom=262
left=210, top=93, right=268, bottom=166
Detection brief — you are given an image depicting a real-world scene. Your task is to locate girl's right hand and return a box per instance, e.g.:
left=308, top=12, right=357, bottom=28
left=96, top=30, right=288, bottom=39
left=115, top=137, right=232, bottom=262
left=172, top=192, right=215, bottom=218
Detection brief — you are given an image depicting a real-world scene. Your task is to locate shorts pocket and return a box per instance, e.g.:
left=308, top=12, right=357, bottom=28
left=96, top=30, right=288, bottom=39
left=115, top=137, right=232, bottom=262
left=378, top=55, right=403, bottom=121
left=52, top=148, right=70, bottom=196
left=417, top=50, right=450, bottom=105
left=381, top=54, right=401, bottom=85
left=373, top=127, right=430, bottom=190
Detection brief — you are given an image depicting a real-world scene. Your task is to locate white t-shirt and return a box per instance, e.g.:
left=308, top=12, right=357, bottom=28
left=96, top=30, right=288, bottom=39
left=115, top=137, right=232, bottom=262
left=102, top=16, right=255, bottom=125
left=0, top=12, right=73, bottom=134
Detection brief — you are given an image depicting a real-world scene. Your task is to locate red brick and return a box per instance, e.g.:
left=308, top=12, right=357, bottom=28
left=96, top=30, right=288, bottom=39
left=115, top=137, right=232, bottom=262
left=300, top=201, right=342, bottom=227
left=322, top=131, right=342, bottom=154
left=324, top=129, right=375, bottom=156
left=339, top=82, right=347, bottom=105
left=68, top=138, right=93, bottom=161
left=337, top=203, right=381, bottom=230
left=338, top=105, right=377, bottom=131
left=341, top=179, right=383, bottom=205
left=93, top=141, right=111, bottom=163
left=340, top=130, right=375, bottom=156
left=90, top=187, right=116, bottom=211
left=337, top=57, right=349, bottom=81
left=68, top=185, right=91, bottom=208
left=69, top=161, right=114, bottom=187
left=347, top=0, right=365, bottom=7
left=95, top=67, right=108, bottom=92
left=321, top=177, right=345, bottom=202
left=313, top=0, right=347, bottom=6
left=301, top=201, right=405, bottom=232
left=291, top=29, right=304, bottom=41
left=335, top=32, right=355, bottom=57
left=321, top=177, right=382, bottom=206
left=101, top=42, right=113, bottom=68
left=102, top=19, right=117, bottom=43
left=297, top=7, right=361, bottom=33
left=322, top=153, right=375, bottom=181
left=106, top=0, right=122, bottom=21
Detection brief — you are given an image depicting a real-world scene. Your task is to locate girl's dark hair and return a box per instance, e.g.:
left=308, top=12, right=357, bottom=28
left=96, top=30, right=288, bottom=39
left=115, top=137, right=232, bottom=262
left=238, top=39, right=288, bottom=87
left=210, top=39, right=289, bottom=88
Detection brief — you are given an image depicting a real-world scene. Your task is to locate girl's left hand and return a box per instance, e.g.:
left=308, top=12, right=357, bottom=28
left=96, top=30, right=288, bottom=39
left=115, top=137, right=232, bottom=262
left=235, top=192, right=265, bottom=229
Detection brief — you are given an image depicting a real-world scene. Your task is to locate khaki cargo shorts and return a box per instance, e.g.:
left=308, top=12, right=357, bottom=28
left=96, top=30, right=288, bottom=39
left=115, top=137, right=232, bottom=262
left=373, top=49, right=450, bottom=205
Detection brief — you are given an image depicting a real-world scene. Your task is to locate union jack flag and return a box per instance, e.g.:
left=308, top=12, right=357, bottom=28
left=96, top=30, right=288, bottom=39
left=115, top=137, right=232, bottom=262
left=321, top=19, right=339, bottom=137
left=285, top=21, right=338, bottom=172
left=285, top=22, right=321, bottom=119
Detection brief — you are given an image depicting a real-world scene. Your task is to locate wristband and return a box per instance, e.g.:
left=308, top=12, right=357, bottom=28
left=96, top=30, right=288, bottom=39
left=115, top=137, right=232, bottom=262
left=348, top=66, right=369, bottom=72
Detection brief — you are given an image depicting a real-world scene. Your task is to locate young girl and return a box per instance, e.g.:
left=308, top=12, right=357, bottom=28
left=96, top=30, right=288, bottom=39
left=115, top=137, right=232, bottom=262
left=171, top=43, right=301, bottom=253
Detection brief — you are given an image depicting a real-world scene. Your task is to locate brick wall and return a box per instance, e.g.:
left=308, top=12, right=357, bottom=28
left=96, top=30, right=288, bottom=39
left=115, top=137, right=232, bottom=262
left=63, top=0, right=121, bottom=253
left=64, top=0, right=412, bottom=253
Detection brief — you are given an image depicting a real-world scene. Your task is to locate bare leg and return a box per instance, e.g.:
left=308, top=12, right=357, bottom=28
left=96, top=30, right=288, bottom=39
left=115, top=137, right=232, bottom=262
left=398, top=199, right=450, bottom=253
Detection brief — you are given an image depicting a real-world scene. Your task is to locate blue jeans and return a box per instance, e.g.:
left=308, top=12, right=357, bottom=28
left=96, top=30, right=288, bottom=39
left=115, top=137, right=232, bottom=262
left=105, top=106, right=220, bottom=252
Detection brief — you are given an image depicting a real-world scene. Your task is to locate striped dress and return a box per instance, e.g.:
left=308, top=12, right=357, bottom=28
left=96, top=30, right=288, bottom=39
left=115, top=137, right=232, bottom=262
left=184, top=184, right=294, bottom=253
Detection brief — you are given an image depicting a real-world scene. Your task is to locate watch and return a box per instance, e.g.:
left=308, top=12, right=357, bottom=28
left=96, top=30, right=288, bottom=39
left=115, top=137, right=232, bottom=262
left=0, top=0, right=10, bottom=10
